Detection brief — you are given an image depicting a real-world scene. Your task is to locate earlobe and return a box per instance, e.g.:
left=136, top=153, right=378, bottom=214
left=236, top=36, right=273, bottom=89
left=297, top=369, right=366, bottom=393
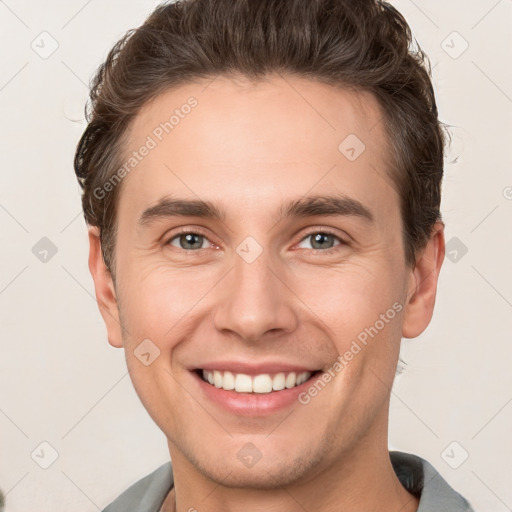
left=402, top=222, right=445, bottom=339
left=87, top=226, right=124, bottom=348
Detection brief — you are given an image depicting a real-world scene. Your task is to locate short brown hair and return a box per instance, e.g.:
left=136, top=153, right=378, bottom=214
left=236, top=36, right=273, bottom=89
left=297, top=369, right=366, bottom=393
left=74, top=0, right=447, bottom=276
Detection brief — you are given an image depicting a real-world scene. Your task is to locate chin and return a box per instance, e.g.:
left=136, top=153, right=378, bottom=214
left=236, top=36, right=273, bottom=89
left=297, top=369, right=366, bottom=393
left=184, top=439, right=329, bottom=490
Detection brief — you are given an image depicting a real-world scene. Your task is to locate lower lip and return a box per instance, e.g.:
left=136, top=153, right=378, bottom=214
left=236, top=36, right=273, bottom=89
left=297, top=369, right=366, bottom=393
left=191, top=371, right=317, bottom=416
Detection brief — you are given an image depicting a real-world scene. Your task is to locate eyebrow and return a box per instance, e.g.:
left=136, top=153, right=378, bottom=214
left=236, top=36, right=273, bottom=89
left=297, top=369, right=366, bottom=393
left=138, top=197, right=225, bottom=227
left=278, top=194, right=374, bottom=223
left=137, top=194, right=374, bottom=227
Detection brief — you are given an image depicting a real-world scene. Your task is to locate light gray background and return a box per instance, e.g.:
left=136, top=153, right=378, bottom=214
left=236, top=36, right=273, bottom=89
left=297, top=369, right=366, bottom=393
left=0, top=0, right=511, bottom=510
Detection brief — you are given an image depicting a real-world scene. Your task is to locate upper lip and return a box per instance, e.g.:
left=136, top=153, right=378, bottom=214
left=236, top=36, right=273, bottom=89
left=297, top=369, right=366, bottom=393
left=193, top=361, right=320, bottom=375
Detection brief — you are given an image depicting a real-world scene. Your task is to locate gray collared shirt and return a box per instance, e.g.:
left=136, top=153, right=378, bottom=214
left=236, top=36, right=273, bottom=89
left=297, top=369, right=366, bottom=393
left=103, top=451, right=475, bottom=511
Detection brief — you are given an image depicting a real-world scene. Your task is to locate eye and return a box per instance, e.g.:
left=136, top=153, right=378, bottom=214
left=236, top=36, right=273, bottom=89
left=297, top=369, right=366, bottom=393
left=167, top=231, right=211, bottom=250
left=164, top=229, right=346, bottom=253
left=296, top=231, right=344, bottom=251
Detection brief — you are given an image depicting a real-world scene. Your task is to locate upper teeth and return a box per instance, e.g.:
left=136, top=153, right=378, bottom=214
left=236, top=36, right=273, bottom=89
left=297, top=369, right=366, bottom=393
left=202, top=370, right=312, bottom=393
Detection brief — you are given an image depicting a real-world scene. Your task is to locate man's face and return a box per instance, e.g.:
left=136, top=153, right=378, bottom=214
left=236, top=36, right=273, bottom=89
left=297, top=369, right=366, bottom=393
left=97, top=75, right=418, bottom=487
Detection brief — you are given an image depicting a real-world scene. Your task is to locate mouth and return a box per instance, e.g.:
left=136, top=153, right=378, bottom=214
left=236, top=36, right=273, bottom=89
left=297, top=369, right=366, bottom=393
left=194, top=368, right=322, bottom=394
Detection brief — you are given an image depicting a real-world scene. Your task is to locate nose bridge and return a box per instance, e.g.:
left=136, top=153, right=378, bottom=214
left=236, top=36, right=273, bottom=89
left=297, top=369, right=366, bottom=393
left=212, top=245, right=298, bottom=342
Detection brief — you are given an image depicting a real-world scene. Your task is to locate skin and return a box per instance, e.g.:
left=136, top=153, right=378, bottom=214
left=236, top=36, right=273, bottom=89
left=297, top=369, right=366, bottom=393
left=88, top=74, right=444, bottom=512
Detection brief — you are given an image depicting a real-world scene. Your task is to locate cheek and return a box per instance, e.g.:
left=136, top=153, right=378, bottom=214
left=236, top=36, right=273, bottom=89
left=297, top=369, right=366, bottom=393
left=116, top=266, right=200, bottom=427
left=290, top=262, right=406, bottom=395
left=290, top=263, right=403, bottom=339
left=118, top=263, right=217, bottom=345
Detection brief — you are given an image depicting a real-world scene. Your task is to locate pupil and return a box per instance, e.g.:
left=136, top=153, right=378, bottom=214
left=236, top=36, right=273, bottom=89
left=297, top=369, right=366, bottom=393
left=181, top=233, right=202, bottom=249
left=312, top=233, right=333, bottom=249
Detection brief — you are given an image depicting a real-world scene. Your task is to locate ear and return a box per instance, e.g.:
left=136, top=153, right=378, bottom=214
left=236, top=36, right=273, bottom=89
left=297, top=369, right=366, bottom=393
left=88, top=226, right=123, bottom=348
left=402, top=222, right=445, bottom=339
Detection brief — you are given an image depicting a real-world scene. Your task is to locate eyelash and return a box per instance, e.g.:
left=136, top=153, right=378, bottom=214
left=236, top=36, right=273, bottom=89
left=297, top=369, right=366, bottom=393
left=164, top=227, right=348, bottom=254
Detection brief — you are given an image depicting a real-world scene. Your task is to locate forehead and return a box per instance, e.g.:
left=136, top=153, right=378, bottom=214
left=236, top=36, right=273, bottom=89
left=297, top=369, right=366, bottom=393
left=118, top=74, right=397, bottom=222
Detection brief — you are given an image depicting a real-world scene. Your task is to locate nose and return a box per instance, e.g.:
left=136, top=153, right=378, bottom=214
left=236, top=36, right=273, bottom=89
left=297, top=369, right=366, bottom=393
left=212, top=250, right=299, bottom=343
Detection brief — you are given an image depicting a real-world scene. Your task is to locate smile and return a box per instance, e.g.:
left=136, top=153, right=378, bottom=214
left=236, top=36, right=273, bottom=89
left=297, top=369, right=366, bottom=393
left=199, top=369, right=318, bottom=393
